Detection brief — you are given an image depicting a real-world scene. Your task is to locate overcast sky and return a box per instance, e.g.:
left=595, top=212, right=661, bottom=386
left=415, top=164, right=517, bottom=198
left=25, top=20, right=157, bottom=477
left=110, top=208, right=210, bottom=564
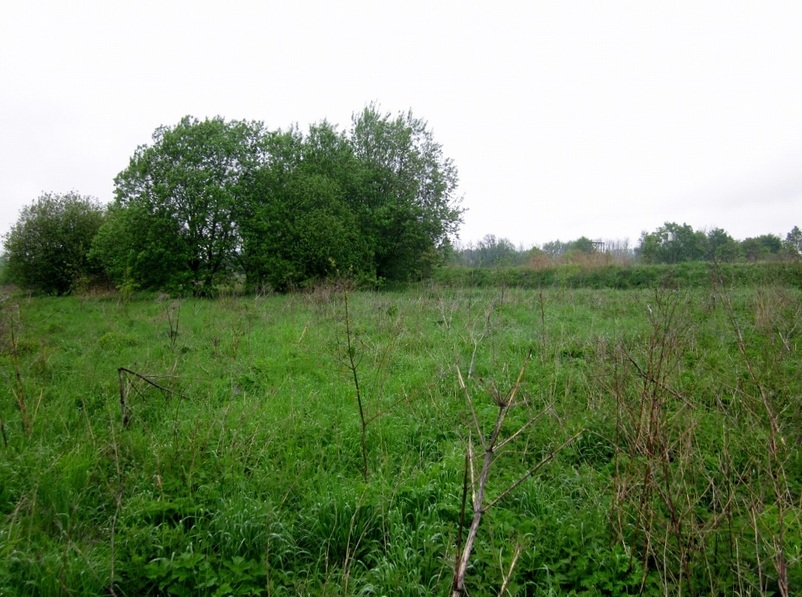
left=2, top=1, right=801, bottom=250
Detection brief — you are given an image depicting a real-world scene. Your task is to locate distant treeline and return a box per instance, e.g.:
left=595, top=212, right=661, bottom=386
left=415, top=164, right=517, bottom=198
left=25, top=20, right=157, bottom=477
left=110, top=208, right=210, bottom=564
left=452, top=223, right=802, bottom=268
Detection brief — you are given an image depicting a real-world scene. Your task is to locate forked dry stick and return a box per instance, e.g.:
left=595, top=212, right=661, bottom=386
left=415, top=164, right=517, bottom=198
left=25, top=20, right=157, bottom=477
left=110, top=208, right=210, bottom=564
left=451, top=352, right=584, bottom=596
left=118, top=367, right=184, bottom=427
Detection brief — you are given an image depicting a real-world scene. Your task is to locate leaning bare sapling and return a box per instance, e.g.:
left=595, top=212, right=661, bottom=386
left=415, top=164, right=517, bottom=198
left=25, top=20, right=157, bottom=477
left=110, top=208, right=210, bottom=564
left=451, top=352, right=583, bottom=595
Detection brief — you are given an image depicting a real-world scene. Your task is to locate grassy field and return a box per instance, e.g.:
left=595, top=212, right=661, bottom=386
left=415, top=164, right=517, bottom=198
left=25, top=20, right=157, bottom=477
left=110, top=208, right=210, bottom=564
left=1, top=281, right=800, bottom=595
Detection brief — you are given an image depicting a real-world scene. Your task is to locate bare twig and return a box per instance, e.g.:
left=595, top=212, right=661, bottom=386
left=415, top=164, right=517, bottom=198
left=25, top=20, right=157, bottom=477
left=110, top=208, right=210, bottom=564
left=621, top=346, right=694, bottom=409
left=497, top=543, right=522, bottom=596
left=456, top=360, right=486, bottom=450
left=118, top=367, right=184, bottom=427
left=451, top=353, right=582, bottom=596
left=167, top=301, right=181, bottom=349
left=453, top=451, right=470, bottom=589
left=486, top=429, right=584, bottom=511
left=341, top=287, right=369, bottom=482
left=0, top=415, right=7, bottom=447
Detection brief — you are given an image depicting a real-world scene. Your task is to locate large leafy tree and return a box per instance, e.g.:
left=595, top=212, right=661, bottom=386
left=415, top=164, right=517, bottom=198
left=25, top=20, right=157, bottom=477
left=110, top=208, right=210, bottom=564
left=474, top=234, right=518, bottom=267
left=350, top=105, right=462, bottom=281
left=638, top=222, right=707, bottom=264
left=108, top=116, right=266, bottom=292
left=542, top=240, right=569, bottom=258
left=741, top=234, right=782, bottom=262
left=705, top=228, right=741, bottom=262
left=3, top=192, right=106, bottom=294
left=234, top=127, right=304, bottom=291
left=90, top=201, right=188, bottom=291
left=237, top=123, right=372, bottom=290
left=784, top=226, right=802, bottom=257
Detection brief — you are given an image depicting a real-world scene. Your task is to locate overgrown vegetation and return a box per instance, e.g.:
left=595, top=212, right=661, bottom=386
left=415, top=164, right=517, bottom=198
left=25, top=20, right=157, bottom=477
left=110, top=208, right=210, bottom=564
left=436, top=260, right=802, bottom=290
left=4, top=103, right=799, bottom=299
left=1, top=272, right=799, bottom=594
left=2, top=106, right=462, bottom=296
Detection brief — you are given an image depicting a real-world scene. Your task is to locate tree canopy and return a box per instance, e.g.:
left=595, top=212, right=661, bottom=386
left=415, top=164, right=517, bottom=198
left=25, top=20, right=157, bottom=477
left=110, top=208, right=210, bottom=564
left=2, top=192, right=106, bottom=294
left=6, top=107, right=800, bottom=295
left=350, top=106, right=461, bottom=281
left=637, top=223, right=707, bottom=264
left=785, top=226, right=802, bottom=256
left=635, top=223, right=791, bottom=265
left=93, top=108, right=462, bottom=293
left=98, top=116, right=267, bottom=291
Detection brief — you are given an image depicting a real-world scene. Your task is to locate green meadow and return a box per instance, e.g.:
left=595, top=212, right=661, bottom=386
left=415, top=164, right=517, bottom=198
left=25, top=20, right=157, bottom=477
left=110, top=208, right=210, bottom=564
left=1, top=281, right=800, bottom=595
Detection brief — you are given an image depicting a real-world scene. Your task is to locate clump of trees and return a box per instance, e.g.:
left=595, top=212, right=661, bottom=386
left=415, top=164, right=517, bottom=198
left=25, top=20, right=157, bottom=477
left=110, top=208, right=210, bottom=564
left=2, top=106, right=463, bottom=295
left=5, top=115, right=801, bottom=294
left=637, top=222, right=800, bottom=264
left=95, top=109, right=461, bottom=294
left=453, top=235, right=522, bottom=267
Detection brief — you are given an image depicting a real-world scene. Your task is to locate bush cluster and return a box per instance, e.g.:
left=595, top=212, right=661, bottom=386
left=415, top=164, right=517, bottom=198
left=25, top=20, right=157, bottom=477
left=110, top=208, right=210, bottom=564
left=2, top=107, right=462, bottom=295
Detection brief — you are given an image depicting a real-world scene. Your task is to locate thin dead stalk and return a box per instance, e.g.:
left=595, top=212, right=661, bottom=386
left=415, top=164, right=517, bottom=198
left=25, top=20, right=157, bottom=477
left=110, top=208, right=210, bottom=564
left=167, top=301, right=180, bottom=349
left=497, top=543, right=522, bottom=596
left=451, top=353, right=583, bottom=596
left=718, top=288, right=792, bottom=597
left=341, top=288, right=369, bottom=482
left=467, top=303, right=494, bottom=379
left=8, top=312, right=32, bottom=436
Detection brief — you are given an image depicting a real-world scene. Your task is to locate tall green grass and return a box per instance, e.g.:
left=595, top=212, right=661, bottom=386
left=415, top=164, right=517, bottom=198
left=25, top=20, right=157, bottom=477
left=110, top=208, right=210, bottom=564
left=0, top=282, right=800, bottom=594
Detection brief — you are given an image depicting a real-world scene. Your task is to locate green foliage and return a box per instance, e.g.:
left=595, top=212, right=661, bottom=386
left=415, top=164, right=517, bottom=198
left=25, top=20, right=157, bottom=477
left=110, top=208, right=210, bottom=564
left=101, top=107, right=462, bottom=293
left=2, top=192, right=106, bottom=294
left=459, top=234, right=520, bottom=267
left=637, top=223, right=797, bottom=265
left=435, top=261, right=802, bottom=290
left=785, top=225, right=802, bottom=257
left=237, top=123, right=374, bottom=291
left=90, top=202, right=189, bottom=292
left=350, top=104, right=463, bottom=281
left=638, top=222, right=708, bottom=264
left=568, top=235, right=597, bottom=254
left=105, top=116, right=266, bottom=294
left=541, top=237, right=599, bottom=259
left=452, top=226, right=800, bottom=273
left=455, top=236, right=604, bottom=269
left=706, top=227, right=742, bottom=261
left=742, top=233, right=783, bottom=261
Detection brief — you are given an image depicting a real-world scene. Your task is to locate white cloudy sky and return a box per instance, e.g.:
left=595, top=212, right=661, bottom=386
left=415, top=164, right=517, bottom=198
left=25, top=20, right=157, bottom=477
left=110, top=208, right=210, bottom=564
left=2, top=1, right=801, bottom=250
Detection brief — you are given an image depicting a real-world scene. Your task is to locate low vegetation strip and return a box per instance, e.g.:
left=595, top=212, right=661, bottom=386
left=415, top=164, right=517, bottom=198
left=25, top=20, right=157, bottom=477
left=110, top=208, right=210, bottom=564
left=435, top=261, right=802, bottom=290
left=0, top=284, right=800, bottom=594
